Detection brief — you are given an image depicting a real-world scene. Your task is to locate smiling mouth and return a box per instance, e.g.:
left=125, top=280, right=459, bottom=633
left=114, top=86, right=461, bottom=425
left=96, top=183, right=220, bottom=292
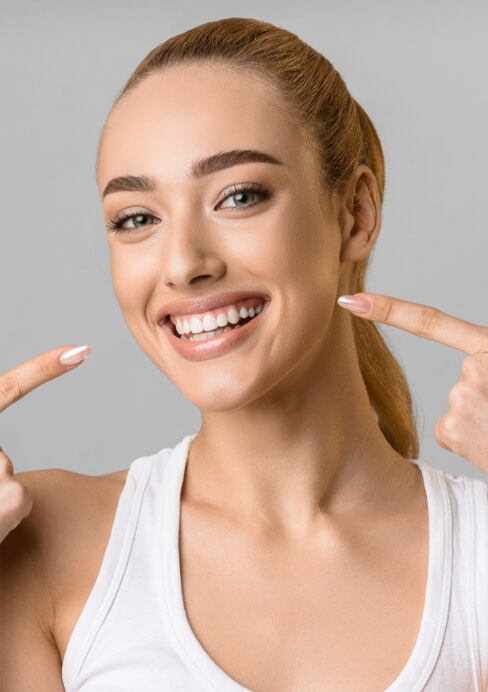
left=166, top=301, right=266, bottom=341
left=169, top=314, right=257, bottom=341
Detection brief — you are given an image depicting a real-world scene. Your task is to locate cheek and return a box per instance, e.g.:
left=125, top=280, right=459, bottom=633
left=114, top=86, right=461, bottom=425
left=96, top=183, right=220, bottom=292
left=265, top=201, right=340, bottom=293
left=109, top=245, right=159, bottom=321
left=252, top=205, right=341, bottom=366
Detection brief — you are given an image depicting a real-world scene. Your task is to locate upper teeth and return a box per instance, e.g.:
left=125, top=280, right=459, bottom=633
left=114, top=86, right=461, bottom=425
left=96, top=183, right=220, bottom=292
left=174, top=302, right=264, bottom=335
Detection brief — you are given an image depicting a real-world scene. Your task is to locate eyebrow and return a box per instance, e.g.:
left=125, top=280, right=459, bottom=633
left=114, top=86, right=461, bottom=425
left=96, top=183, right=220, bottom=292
left=102, top=149, right=283, bottom=198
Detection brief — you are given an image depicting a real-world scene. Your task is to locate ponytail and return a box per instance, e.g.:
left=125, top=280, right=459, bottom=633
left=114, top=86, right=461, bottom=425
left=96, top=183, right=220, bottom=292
left=351, top=103, right=419, bottom=458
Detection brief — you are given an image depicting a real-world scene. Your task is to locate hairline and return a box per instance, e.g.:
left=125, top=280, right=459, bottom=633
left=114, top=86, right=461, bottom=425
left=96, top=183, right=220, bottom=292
left=95, top=58, right=321, bottom=187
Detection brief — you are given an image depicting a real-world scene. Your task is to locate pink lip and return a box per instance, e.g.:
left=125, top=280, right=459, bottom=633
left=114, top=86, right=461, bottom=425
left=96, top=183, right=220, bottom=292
left=160, top=299, right=270, bottom=361
left=155, top=290, right=270, bottom=323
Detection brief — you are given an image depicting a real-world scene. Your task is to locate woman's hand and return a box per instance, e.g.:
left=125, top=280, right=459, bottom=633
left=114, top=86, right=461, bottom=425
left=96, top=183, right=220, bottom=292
left=338, top=293, right=488, bottom=474
left=0, top=345, right=91, bottom=543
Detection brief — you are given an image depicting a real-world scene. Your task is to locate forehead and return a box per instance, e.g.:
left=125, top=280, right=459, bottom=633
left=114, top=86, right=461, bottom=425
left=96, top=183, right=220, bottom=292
left=97, top=63, right=309, bottom=187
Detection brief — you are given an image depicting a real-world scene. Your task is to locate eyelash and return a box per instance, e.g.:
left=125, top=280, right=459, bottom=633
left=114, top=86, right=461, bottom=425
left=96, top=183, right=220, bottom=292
left=106, top=183, right=271, bottom=233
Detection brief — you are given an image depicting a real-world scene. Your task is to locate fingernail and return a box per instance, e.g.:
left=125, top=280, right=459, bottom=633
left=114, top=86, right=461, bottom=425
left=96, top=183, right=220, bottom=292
left=337, top=295, right=372, bottom=314
left=59, top=345, right=92, bottom=366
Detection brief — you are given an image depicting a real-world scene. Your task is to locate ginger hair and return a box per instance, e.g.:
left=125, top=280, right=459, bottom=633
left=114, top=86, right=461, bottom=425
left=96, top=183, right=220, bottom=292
left=110, top=17, right=419, bottom=458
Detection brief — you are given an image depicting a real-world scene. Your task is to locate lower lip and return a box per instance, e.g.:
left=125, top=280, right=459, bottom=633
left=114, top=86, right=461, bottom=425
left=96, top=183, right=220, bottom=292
left=159, top=301, right=270, bottom=361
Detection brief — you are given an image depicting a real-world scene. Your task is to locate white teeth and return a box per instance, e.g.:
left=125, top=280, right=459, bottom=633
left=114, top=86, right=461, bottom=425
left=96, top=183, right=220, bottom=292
left=216, top=312, right=228, bottom=327
left=190, top=315, right=203, bottom=334
left=203, top=313, right=218, bottom=331
left=227, top=307, right=240, bottom=325
left=173, top=300, right=266, bottom=338
left=183, top=326, right=233, bottom=342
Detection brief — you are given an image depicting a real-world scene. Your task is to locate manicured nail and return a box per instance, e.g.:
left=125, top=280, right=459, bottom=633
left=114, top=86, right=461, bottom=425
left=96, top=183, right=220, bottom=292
left=59, top=345, right=92, bottom=366
left=337, top=295, right=372, bottom=314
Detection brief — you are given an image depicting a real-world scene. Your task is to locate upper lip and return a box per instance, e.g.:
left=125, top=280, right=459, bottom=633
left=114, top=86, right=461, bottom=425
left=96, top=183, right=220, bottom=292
left=156, top=290, right=270, bottom=324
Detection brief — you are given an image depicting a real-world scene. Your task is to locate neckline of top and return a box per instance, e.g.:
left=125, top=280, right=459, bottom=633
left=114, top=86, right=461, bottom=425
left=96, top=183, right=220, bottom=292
left=160, top=434, right=452, bottom=692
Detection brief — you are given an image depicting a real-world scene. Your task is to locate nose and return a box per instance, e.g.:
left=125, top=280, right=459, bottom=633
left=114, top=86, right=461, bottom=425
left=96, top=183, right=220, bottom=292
left=161, top=210, right=226, bottom=290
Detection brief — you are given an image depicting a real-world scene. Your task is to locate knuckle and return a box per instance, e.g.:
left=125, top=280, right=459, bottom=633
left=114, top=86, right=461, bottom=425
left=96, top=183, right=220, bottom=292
left=37, top=356, right=55, bottom=381
left=0, top=374, right=22, bottom=405
left=18, top=484, right=33, bottom=516
left=8, top=480, right=25, bottom=504
left=377, top=298, right=394, bottom=323
left=6, top=479, right=31, bottom=512
left=434, top=424, right=450, bottom=450
left=0, top=489, right=32, bottom=538
left=436, top=414, right=461, bottom=444
left=416, top=307, right=444, bottom=339
left=0, top=452, right=14, bottom=476
left=460, top=355, right=487, bottom=379
left=434, top=421, right=450, bottom=449
left=448, top=381, right=477, bottom=408
left=461, top=356, right=477, bottom=378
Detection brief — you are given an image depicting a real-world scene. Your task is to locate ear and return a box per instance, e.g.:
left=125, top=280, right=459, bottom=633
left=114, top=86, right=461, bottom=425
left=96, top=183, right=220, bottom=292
left=339, top=165, right=381, bottom=263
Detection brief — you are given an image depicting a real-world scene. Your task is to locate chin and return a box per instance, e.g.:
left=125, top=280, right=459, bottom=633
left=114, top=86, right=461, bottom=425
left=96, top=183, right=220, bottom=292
left=179, top=372, right=265, bottom=413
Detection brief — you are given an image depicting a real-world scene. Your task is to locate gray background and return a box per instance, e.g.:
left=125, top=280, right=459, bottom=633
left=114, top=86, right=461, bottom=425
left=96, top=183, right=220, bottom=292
left=1, top=0, right=487, bottom=479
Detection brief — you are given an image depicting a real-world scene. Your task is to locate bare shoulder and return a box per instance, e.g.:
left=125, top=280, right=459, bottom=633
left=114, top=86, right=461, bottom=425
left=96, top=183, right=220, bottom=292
left=0, top=466, right=129, bottom=689
left=12, top=465, right=129, bottom=610
left=8, top=467, right=128, bottom=573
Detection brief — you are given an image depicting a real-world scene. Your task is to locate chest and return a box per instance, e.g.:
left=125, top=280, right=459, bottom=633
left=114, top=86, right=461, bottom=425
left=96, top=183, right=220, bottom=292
left=54, top=488, right=429, bottom=692
left=178, top=505, right=429, bottom=692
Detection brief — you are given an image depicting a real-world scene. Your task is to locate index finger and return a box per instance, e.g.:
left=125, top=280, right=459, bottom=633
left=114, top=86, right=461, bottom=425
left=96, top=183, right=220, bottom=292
left=338, top=293, right=488, bottom=355
left=0, top=345, right=91, bottom=413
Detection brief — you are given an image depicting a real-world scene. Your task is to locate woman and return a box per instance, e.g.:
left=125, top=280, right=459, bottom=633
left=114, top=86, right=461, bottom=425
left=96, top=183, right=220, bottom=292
left=1, top=17, right=488, bottom=691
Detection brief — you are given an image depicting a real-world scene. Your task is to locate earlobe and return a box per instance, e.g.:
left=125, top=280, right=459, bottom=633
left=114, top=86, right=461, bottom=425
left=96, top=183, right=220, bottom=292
left=339, top=166, right=381, bottom=263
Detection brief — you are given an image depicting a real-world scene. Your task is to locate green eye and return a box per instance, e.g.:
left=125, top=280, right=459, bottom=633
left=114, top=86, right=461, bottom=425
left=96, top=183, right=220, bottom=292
left=129, top=214, right=153, bottom=228
left=217, top=183, right=270, bottom=211
left=223, top=191, right=256, bottom=207
left=107, top=212, right=159, bottom=233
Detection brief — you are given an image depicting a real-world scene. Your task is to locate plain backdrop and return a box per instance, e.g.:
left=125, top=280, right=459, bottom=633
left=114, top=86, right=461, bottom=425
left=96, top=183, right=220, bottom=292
left=1, top=0, right=487, bottom=479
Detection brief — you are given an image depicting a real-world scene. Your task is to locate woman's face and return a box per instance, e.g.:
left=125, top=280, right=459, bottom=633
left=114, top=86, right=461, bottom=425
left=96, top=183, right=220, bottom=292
left=97, top=63, right=345, bottom=411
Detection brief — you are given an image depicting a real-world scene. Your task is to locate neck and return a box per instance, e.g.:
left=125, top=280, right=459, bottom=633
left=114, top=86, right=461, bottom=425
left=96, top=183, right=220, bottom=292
left=182, top=316, right=417, bottom=538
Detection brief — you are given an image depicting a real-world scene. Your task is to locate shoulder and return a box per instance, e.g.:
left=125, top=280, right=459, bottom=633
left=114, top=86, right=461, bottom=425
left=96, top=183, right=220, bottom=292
left=6, top=466, right=128, bottom=581
left=0, top=466, right=129, bottom=622
left=0, top=466, right=128, bottom=688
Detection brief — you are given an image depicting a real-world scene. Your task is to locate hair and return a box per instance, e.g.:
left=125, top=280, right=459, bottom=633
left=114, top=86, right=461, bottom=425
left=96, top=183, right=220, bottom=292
left=111, top=17, right=419, bottom=459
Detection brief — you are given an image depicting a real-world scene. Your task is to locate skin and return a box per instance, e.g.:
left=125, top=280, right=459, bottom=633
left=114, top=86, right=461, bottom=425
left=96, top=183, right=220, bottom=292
left=342, top=292, right=488, bottom=469
left=99, top=63, right=419, bottom=530
left=0, top=348, right=78, bottom=544
left=0, top=61, right=487, bottom=690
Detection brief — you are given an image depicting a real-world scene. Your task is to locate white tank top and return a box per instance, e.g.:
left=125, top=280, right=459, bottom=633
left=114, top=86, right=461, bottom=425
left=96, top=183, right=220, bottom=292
left=61, top=433, right=488, bottom=691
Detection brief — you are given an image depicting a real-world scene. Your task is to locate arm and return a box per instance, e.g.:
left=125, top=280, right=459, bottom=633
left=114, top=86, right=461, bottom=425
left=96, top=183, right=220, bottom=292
left=0, top=348, right=92, bottom=689
left=0, top=470, right=67, bottom=692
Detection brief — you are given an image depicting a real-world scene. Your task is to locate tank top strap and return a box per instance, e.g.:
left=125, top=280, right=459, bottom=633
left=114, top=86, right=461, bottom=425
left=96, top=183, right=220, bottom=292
left=469, top=474, right=488, bottom=689
left=62, top=452, right=156, bottom=687
left=62, top=440, right=488, bottom=691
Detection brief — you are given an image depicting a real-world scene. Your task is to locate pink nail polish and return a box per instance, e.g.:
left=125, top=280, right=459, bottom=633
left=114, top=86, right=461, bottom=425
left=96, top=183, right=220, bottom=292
left=59, top=345, right=92, bottom=366
left=337, top=295, right=372, bottom=314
